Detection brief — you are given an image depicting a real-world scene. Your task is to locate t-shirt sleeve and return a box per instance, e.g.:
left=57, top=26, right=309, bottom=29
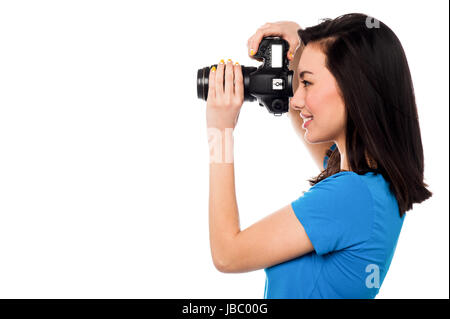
left=291, top=173, right=374, bottom=255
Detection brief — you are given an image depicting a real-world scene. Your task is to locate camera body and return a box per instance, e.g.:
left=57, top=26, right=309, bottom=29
left=197, top=37, right=294, bottom=116
left=248, top=37, right=294, bottom=115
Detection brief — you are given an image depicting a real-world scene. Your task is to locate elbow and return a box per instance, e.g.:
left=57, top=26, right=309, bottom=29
left=211, top=235, right=240, bottom=273
left=212, top=247, right=237, bottom=273
left=213, top=256, right=233, bottom=273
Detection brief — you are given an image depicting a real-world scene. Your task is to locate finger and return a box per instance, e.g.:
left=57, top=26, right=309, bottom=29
left=248, top=30, right=265, bottom=57
left=207, top=65, right=216, bottom=100
left=224, top=59, right=234, bottom=97
left=215, top=59, right=225, bottom=97
left=246, top=23, right=272, bottom=50
left=248, top=25, right=282, bottom=57
left=247, top=37, right=264, bottom=62
left=234, top=62, right=243, bottom=101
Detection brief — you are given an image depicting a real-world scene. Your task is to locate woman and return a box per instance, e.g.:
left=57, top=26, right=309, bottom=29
left=205, top=13, right=432, bottom=299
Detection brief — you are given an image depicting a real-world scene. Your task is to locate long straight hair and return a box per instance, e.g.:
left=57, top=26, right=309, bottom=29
left=298, top=13, right=432, bottom=217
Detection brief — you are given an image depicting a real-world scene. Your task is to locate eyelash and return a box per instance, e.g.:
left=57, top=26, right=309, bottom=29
left=301, top=80, right=311, bottom=87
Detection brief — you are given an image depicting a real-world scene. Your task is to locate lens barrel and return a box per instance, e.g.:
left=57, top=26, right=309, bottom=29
left=197, top=65, right=257, bottom=101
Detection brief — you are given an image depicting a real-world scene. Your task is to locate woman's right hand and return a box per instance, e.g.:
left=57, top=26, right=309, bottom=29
left=247, top=21, right=302, bottom=62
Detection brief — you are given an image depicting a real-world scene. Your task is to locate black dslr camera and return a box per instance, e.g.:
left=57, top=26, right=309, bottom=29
left=197, top=37, right=294, bottom=116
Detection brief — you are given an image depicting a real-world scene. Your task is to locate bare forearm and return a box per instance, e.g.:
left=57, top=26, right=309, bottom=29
left=208, top=128, right=241, bottom=268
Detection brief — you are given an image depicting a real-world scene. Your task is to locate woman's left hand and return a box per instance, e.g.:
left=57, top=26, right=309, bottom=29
left=206, top=59, right=244, bottom=130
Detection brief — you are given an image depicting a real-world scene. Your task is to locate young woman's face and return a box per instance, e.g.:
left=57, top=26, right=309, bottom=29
left=289, top=44, right=346, bottom=144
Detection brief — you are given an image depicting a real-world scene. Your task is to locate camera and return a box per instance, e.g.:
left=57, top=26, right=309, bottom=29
left=197, top=37, right=294, bottom=116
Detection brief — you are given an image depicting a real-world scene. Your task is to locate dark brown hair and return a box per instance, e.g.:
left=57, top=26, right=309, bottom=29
left=298, top=13, right=432, bottom=217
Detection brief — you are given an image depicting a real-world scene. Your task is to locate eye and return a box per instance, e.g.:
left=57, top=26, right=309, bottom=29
left=301, top=80, right=311, bottom=88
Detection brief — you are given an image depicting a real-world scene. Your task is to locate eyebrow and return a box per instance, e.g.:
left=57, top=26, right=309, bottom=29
left=299, top=71, right=313, bottom=79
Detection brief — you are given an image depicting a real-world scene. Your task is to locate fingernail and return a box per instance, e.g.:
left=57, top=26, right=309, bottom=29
left=219, top=59, right=225, bottom=64
left=211, top=66, right=216, bottom=72
left=250, top=49, right=255, bottom=56
left=227, top=59, right=232, bottom=64
left=289, top=52, right=294, bottom=59
left=235, top=62, right=239, bottom=66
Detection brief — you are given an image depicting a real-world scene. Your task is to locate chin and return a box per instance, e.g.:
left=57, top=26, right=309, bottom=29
left=303, top=132, right=317, bottom=144
left=304, top=132, right=331, bottom=144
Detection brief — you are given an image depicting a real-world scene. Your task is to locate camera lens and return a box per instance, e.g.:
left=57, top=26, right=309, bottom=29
left=196, top=65, right=257, bottom=101
left=197, top=66, right=212, bottom=100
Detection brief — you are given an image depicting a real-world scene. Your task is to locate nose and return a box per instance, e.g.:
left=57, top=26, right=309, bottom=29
left=290, top=86, right=305, bottom=111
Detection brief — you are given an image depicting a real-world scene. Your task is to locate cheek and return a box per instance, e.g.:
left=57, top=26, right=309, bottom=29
left=307, top=85, right=345, bottom=121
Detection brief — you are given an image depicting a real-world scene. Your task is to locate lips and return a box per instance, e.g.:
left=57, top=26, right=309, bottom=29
left=300, top=112, right=313, bottom=120
left=302, top=117, right=313, bottom=129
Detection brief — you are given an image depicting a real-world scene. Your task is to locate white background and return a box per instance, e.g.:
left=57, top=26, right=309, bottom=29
left=0, top=0, right=448, bottom=299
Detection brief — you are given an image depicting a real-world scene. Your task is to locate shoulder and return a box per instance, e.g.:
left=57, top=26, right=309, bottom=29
left=312, top=171, right=372, bottom=194
left=297, top=171, right=375, bottom=218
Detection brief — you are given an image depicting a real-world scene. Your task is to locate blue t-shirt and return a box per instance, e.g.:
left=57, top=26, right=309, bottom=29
left=264, top=156, right=405, bottom=298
